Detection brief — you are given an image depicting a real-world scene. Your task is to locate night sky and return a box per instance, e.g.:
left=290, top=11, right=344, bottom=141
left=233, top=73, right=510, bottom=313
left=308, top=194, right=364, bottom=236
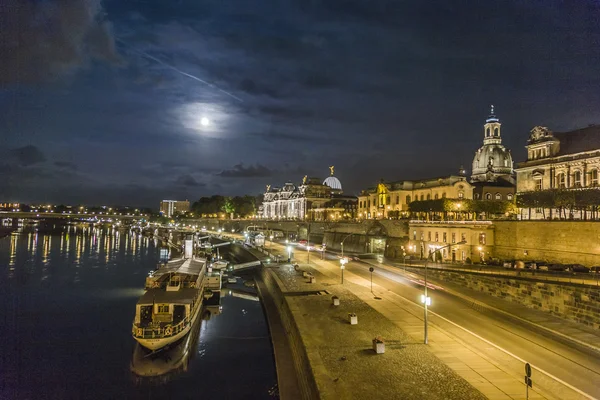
left=1, top=0, right=599, bottom=207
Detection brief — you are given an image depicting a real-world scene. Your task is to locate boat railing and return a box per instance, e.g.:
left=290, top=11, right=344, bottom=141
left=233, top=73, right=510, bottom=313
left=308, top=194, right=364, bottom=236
left=133, top=314, right=191, bottom=339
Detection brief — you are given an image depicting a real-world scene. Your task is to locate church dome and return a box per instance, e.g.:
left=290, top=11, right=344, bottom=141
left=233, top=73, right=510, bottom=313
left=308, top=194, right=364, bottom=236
left=471, top=144, right=513, bottom=179
left=470, top=106, right=514, bottom=182
left=323, top=176, right=342, bottom=190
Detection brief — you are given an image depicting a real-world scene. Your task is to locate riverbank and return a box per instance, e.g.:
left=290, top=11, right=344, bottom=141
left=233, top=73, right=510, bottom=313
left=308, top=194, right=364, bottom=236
left=244, top=246, right=485, bottom=400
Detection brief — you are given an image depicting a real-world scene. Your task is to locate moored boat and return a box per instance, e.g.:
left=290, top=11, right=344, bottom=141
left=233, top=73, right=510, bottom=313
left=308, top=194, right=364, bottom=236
left=131, top=257, right=207, bottom=351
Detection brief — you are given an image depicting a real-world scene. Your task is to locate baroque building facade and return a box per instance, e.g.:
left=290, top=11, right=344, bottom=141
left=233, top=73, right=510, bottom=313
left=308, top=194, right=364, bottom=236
left=357, top=174, right=472, bottom=219
left=515, top=124, right=600, bottom=219
left=470, top=106, right=516, bottom=201
left=260, top=167, right=357, bottom=221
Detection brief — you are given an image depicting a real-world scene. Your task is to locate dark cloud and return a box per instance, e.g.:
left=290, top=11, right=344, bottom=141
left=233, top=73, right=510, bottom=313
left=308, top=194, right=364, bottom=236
left=54, top=161, right=78, bottom=170
left=217, top=164, right=273, bottom=178
left=0, top=0, right=121, bottom=84
left=175, top=174, right=204, bottom=187
left=12, top=146, right=46, bottom=167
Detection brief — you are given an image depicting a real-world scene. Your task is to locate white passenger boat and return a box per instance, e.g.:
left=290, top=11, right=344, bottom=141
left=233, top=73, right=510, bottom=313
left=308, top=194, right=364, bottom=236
left=131, top=257, right=207, bottom=351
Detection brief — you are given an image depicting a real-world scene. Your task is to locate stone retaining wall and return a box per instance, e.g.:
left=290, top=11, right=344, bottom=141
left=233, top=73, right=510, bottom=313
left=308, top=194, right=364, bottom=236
left=256, top=267, right=320, bottom=400
left=493, top=220, right=600, bottom=266
left=411, top=267, right=600, bottom=329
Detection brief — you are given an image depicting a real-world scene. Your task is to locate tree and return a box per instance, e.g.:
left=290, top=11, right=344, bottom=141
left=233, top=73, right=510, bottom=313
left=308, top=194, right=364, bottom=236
left=222, top=197, right=235, bottom=216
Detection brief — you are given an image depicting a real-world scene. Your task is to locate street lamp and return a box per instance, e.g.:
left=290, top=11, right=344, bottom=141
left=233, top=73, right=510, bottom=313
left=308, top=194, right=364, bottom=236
left=422, top=240, right=466, bottom=344
left=269, top=235, right=274, bottom=247
left=340, top=232, right=355, bottom=260
left=287, top=246, right=292, bottom=263
left=340, top=257, right=348, bottom=284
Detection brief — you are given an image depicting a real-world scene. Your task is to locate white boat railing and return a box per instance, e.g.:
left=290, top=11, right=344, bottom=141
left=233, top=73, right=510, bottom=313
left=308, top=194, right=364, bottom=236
left=133, top=313, right=190, bottom=339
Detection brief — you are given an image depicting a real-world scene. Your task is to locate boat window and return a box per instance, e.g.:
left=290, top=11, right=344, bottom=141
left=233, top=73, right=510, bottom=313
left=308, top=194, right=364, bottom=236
left=157, top=304, right=169, bottom=313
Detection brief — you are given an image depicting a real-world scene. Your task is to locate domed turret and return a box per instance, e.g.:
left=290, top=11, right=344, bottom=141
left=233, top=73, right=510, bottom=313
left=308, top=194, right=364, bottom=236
left=471, top=106, right=514, bottom=182
left=323, top=165, right=343, bottom=193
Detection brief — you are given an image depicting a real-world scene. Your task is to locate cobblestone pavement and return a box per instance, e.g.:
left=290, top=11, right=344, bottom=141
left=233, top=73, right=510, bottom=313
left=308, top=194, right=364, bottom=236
left=268, top=262, right=487, bottom=400
left=251, top=240, right=565, bottom=400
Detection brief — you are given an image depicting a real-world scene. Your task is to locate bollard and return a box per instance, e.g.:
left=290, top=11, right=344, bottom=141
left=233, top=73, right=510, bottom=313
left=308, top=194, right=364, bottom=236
left=372, top=337, right=385, bottom=354
left=332, top=296, right=340, bottom=306
left=348, top=313, right=358, bottom=325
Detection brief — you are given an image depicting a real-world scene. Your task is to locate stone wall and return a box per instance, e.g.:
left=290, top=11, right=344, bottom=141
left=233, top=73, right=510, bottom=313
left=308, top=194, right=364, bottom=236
left=494, top=221, right=600, bottom=266
left=256, top=267, right=320, bottom=400
left=411, top=267, right=600, bottom=330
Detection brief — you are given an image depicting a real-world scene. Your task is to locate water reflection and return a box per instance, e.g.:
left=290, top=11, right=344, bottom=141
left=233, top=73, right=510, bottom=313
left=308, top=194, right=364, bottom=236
left=1, top=227, right=276, bottom=400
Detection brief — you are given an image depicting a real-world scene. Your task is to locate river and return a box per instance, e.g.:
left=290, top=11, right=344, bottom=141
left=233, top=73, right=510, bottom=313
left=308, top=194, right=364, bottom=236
left=1, top=225, right=277, bottom=399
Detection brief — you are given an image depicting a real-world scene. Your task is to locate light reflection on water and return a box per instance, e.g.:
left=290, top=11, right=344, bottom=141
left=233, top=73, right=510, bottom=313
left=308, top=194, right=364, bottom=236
left=1, top=225, right=277, bottom=400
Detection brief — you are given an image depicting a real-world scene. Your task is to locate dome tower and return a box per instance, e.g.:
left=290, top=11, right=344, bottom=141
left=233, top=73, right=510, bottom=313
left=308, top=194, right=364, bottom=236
left=471, top=106, right=514, bottom=183
left=323, top=165, right=343, bottom=194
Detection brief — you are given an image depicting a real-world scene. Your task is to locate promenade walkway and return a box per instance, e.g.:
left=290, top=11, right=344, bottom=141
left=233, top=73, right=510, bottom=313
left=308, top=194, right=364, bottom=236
left=221, top=232, right=598, bottom=399
left=253, top=244, right=565, bottom=400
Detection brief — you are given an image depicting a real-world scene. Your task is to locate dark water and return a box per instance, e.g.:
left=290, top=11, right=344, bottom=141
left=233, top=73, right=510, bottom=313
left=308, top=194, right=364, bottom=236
left=1, top=226, right=276, bottom=399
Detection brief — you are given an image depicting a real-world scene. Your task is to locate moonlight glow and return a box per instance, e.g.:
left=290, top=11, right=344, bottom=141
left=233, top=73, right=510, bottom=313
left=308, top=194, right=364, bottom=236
left=200, top=117, right=210, bottom=126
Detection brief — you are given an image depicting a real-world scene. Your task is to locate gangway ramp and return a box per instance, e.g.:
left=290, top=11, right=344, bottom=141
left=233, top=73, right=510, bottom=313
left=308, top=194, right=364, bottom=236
left=229, top=260, right=262, bottom=271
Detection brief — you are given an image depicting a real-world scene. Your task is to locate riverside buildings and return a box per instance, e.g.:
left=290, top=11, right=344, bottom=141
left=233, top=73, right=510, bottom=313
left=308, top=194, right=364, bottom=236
left=260, top=167, right=358, bottom=221
left=515, top=124, right=600, bottom=219
left=159, top=200, right=190, bottom=217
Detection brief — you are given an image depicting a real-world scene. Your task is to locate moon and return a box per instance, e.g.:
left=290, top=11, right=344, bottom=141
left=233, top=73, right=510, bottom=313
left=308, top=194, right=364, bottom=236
left=200, top=117, right=210, bottom=126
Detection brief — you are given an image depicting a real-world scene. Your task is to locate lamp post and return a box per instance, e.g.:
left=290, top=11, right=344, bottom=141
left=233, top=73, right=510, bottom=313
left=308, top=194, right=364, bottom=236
left=423, top=240, right=466, bottom=344
left=287, top=246, right=292, bottom=263
left=340, top=257, right=347, bottom=284
left=340, top=232, right=355, bottom=261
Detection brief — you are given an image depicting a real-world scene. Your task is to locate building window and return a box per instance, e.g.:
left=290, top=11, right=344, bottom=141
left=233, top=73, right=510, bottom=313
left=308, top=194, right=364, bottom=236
left=495, top=193, right=501, bottom=200
left=442, top=192, right=446, bottom=198
left=479, top=233, right=486, bottom=245
left=591, top=170, right=599, bottom=187
left=396, top=195, right=399, bottom=204
left=451, top=232, right=456, bottom=243
left=413, top=230, right=417, bottom=240
left=420, top=232, right=424, bottom=241
left=486, top=127, right=490, bottom=137
left=557, top=173, right=566, bottom=189
left=485, top=193, right=492, bottom=200
left=426, top=194, right=431, bottom=200
left=435, top=232, right=439, bottom=242
left=443, top=232, right=447, bottom=243
left=386, top=195, right=390, bottom=204
left=494, top=127, right=499, bottom=136
left=420, top=195, right=424, bottom=201
left=507, top=193, right=513, bottom=201
left=458, top=191, right=464, bottom=199
left=461, top=233, right=466, bottom=243
left=535, top=179, right=542, bottom=191
left=474, top=193, right=480, bottom=199
left=574, top=171, right=582, bottom=188
left=428, top=232, right=431, bottom=241
left=406, top=195, right=411, bottom=204
left=434, top=194, right=439, bottom=200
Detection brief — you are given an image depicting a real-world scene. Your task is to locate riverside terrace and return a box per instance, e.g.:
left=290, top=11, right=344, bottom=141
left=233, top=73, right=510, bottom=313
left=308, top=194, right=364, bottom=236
left=219, top=230, right=600, bottom=400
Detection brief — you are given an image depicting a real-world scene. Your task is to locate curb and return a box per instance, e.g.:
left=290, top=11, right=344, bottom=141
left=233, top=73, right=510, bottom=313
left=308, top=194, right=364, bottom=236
left=373, top=261, right=600, bottom=355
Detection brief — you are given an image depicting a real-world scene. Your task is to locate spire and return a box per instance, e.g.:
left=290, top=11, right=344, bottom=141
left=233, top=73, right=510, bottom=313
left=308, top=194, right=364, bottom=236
left=486, top=104, right=499, bottom=123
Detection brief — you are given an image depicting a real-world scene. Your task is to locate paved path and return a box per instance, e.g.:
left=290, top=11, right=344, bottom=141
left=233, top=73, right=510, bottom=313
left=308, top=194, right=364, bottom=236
left=256, top=240, right=595, bottom=400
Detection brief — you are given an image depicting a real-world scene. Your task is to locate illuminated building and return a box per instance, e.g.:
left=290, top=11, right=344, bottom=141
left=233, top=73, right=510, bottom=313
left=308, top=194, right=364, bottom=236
left=261, top=167, right=357, bottom=220
left=160, top=200, right=190, bottom=217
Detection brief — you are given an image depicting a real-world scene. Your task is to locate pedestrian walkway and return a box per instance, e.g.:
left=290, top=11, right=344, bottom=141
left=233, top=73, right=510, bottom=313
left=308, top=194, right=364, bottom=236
left=260, top=243, right=564, bottom=399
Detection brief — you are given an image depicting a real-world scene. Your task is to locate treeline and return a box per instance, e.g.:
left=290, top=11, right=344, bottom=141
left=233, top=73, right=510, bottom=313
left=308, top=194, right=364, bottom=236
left=407, top=198, right=517, bottom=219
left=190, top=195, right=262, bottom=218
left=516, top=189, right=600, bottom=219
